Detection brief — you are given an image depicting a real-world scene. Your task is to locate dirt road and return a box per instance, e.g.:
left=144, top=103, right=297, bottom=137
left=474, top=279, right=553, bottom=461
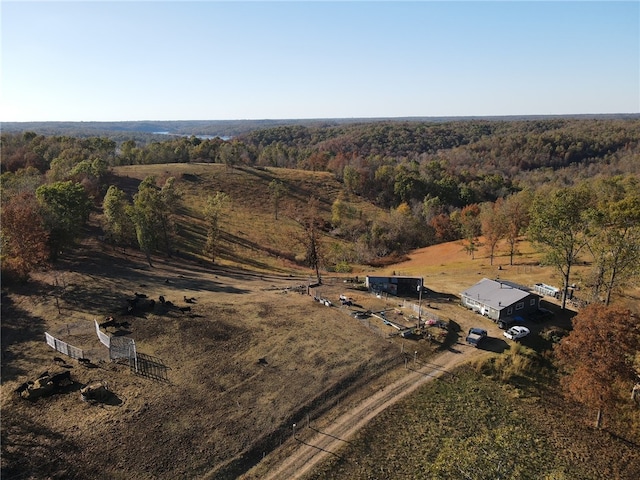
left=242, top=344, right=484, bottom=480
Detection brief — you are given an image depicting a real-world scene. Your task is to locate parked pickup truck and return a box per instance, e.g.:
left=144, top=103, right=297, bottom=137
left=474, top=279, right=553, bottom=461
left=466, top=327, right=488, bottom=348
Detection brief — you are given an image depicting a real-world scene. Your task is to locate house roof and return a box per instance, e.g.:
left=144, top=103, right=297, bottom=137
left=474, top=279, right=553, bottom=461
left=460, top=278, right=534, bottom=310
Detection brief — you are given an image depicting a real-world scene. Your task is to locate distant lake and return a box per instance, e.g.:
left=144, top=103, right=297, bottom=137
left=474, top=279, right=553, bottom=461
left=153, top=131, right=231, bottom=141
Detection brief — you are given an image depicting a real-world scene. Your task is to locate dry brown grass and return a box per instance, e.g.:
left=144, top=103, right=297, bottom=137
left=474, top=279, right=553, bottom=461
left=2, top=163, right=638, bottom=479
left=1, top=243, right=404, bottom=479
left=112, top=163, right=387, bottom=274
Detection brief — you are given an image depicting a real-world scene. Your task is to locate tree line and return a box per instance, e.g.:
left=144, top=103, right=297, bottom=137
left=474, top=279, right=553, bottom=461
left=2, top=120, right=639, bottom=301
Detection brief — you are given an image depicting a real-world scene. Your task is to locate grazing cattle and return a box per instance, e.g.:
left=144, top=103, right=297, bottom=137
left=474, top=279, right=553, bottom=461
left=184, top=296, right=196, bottom=304
left=159, top=295, right=165, bottom=304
left=14, top=381, right=33, bottom=395
left=100, top=317, right=117, bottom=329
left=145, top=299, right=156, bottom=311
left=127, top=297, right=139, bottom=307
left=258, top=357, right=268, bottom=365
left=50, top=370, right=71, bottom=385
left=20, top=370, right=72, bottom=400
left=53, top=356, right=66, bottom=364
left=134, top=292, right=147, bottom=298
left=101, top=317, right=132, bottom=330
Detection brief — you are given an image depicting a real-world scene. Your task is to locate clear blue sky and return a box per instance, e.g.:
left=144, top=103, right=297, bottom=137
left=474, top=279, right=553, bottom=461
left=2, top=1, right=639, bottom=121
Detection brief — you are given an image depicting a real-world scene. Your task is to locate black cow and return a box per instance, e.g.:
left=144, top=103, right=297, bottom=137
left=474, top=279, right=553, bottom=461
left=100, top=317, right=117, bottom=329
left=14, top=381, right=33, bottom=395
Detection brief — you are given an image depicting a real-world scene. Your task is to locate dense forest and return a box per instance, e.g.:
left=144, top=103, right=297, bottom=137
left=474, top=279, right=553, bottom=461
left=2, top=117, right=639, bottom=305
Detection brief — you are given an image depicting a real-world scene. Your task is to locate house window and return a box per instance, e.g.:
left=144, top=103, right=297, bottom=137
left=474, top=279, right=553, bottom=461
left=507, top=307, right=513, bottom=315
left=516, top=302, right=524, bottom=310
left=530, top=298, right=537, bottom=306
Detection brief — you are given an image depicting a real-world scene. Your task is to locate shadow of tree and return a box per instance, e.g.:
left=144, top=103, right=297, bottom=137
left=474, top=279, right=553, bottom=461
left=0, top=291, right=47, bottom=383
left=479, top=336, right=510, bottom=353
left=1, top=413, right=86, bottom=479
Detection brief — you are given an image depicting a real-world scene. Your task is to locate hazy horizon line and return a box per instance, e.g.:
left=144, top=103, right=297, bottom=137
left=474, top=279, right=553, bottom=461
left=4, top=112, right=640, bottom=124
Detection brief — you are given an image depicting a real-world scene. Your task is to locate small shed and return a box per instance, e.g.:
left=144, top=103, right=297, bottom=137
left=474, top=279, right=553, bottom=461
left=460, top=278, right=540, bottom=323
left=365, top=275, right=424, bottom=297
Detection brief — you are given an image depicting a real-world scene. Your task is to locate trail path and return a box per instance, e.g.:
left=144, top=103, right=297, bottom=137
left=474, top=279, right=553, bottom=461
left=245, top=344, right=482, bottom=480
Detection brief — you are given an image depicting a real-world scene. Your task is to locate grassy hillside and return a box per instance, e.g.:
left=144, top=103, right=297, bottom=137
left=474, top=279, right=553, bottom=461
left=111, top=162, right=640, bottom=311
left=110, top=163, right=389, bottom=274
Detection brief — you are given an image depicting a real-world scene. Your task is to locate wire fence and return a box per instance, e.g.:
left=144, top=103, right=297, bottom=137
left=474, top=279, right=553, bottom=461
left=133, top=352, right=169, bottom=382
left=44, top=332, right=85, bottom=360
left=93, top=319, right=169, bottom=381
left=109, top=335, right=136, bottom=362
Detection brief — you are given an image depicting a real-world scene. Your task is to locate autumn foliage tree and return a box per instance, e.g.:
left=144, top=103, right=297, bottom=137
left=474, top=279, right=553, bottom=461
left=554, top=304, right=640, bottom=428
left=429, top=213, right=457, bottom=243
left=0, top=192, right=49, bottom=281
left=458, top=204, right=482, bottom=259
left=480, top=199, right=506, bottom=266
left=502, top=191, right=531, bottom=265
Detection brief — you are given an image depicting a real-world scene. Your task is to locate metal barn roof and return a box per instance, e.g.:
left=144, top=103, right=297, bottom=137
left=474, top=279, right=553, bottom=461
left=460, top=278, right=533, bottom=310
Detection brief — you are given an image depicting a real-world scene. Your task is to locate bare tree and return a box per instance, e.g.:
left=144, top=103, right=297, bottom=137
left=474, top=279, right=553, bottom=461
left=293, top=196, right=325, bottom=283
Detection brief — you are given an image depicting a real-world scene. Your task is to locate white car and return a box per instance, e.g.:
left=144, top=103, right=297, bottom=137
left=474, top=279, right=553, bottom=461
left=503, top=326, right=530, bottom=340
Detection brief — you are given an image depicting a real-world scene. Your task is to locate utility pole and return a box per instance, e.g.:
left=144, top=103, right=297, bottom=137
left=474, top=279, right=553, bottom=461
left=417, top=279, right=423, bottom=329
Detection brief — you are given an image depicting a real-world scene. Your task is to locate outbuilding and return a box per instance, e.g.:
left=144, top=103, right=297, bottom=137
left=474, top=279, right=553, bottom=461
left=365, top=275, right=424, bottom=297
left=460, top=278, right=540, bottom=327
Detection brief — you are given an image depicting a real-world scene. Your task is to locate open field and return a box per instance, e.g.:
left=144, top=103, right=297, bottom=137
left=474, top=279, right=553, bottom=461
left=1, top=241, right=403, bottom=479
left=2, top=233, right=638, bottom=479
left=0, top=230, right=524, bottom=478
left=304, top=366, right=640, bottom=480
